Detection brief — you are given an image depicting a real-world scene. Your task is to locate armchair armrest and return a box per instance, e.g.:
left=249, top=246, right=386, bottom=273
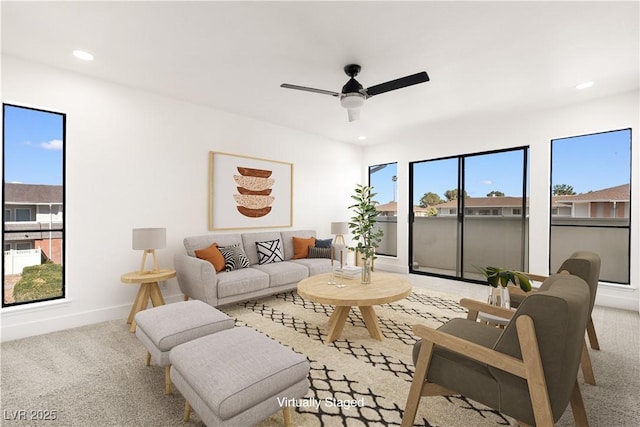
left=413, top=323, right=526, bottom=378
left=459, top=298, right=515, bottom=321
left=508, top=285, right=531, bottom=299
left=518, top=272, right=549, bottom=283
left=174, top=254, right=219, bottom=305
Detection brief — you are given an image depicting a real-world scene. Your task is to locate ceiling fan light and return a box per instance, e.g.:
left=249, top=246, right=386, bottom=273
left=347, top=108, right=361, bottom=122
left=340, top=93, right=365, bottom=109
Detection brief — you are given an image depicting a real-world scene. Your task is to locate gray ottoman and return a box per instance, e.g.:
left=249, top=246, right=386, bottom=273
left=170, top=327, right=310, bottom=426
left=134, top=300, right=235, bottom=394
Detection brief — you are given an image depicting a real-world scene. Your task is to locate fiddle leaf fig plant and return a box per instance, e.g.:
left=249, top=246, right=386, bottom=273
left=473, top=265, right=532, bottom=292
left=348, top=184, right=383, bottom=260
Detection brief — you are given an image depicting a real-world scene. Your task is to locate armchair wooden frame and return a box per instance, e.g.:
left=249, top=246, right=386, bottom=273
left=510, top=273, right=598, bottom=386
left=402, top=298, right=589, bottom=427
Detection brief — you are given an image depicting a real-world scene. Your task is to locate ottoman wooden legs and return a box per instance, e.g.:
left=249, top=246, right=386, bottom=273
left=184, top=401, right=293, bottom=427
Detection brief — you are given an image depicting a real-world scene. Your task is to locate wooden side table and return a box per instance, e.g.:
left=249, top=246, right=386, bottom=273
left=121, top=268, right=176, bottom=332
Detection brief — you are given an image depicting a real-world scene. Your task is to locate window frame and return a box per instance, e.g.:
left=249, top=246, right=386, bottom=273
left=549, top=128, right=632, bottom=285
left=2, top=103, right=66, bottom=307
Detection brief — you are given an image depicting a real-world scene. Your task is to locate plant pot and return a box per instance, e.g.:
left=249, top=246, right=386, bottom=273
left=361, top=257, right=373, bottom=284
left=488, top=285, right=510, bottom=309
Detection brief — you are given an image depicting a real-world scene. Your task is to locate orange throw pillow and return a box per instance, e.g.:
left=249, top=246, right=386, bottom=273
left=195, top=243, right=225, bottom=272
left=293, top=236, right=316, bottom=259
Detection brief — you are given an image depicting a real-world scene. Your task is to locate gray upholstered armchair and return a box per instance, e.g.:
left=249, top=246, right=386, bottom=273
left=402, top=274, right=591, bottom=427
left=509, top=251, right=601, bottom=385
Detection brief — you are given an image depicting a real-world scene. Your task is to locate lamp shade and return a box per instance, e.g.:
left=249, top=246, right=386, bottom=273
left=132, top=228, right=166, bottom=250
left=331, top=222, right=348, bottom=235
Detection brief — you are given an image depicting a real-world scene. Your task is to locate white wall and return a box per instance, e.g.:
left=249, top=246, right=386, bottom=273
left=1, top=56, right=362, bottom=341
left=363, top=90, right=640, bottom=312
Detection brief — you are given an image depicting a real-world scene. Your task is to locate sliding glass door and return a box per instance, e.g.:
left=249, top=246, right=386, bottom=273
left=409, top=147, right=529, bottom=281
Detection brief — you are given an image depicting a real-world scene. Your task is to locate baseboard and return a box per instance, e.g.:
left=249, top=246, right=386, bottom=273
left=1, top=292, right=186, bottom=342
left=595, top=287, right=639, bottom=312
left=373, top=262, right=408, bottom=274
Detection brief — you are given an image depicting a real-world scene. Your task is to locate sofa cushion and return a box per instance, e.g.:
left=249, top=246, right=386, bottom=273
left=184, top=234, right=242, bottom=257
left=219, top=244, right=250, bottom=272
left=256, top=239, right=284, bottom=265
left=252, top=261, right=308, bottom=287
left=217, top=268, right=270, bottom=299
left=194, top=243, right=226, bottom=272
left=292, top=236, right=316, bottom=259
left=280, top=230, right=316, bottom=260
left=291, top=258, right=332, bottom=276
left=308, top=246, right=331, bottom=259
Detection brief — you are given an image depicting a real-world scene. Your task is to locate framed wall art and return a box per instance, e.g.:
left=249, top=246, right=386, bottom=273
left=209, top=151, right=293, bottom=230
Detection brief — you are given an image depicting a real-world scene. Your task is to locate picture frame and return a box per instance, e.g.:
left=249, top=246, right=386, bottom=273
left=209, top=151, right=293, bottom=230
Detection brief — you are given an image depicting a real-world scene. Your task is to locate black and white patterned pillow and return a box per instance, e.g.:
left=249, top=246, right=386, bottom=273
left=256, top=239, right=284, bottom=265
left=308, top=246, right=331, bottom=259
left=219, top=244, right=250, bottom=272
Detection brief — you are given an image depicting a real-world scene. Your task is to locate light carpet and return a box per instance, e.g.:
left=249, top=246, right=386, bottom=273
left=1, top=287, right=638, bottom=426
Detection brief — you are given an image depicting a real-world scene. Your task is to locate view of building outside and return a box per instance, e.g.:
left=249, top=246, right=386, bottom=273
left=3, top=104, right=65, bottom=306
left=550, top=129, right=631, bottom=284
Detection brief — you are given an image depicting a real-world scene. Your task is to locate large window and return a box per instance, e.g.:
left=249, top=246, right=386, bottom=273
left=3, top=104, right=65, bottom=306
left=550, top=129, right=631, bottom=284
left=409, top=147, right=529, bottom=281
left=369, top=162, right=397, bottom=257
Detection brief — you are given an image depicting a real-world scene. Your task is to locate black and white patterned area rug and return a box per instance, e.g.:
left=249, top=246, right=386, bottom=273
left=220, top=287, right=514, bottom=427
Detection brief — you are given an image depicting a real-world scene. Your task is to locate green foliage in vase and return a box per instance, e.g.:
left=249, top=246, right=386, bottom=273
left=473, top=265, right=532, bottom=292
left=348, top=184, right=383, bottom=261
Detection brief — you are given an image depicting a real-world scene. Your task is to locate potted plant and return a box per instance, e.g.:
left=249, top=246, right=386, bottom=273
left=473, top=266, right=532, bottom=308
left=348, top=184, right=383, bottom=284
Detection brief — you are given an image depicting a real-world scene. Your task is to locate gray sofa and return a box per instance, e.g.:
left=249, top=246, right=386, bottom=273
left=174, top=230, right=335, bottom=307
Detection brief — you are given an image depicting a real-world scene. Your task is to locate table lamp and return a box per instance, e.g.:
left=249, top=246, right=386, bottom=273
left=331, top=222, right=348, bottom=245
left=132, top=228, right=166, bottom=274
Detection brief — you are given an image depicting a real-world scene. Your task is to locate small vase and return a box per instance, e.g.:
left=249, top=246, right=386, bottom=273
left=488, top=285, right=510, bottom=309
left=361, top=258, right=372, bottom=284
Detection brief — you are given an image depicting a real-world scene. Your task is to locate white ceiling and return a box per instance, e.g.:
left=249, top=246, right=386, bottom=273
left=2, top=1, right=639, bottom=145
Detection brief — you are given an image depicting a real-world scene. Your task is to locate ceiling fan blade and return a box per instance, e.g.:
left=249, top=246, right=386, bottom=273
left=365, top=71, right=430, bottom=97
left=280, top=83, right=339, bottom=97
left=347, top=108, right=360, bottom=122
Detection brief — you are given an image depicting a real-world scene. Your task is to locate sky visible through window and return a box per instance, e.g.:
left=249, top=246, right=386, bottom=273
left=3, top=105, right=63, bottom=185
left=371, top=131, right=630, bottom=206
left=552, top=129, right=630, bottom=193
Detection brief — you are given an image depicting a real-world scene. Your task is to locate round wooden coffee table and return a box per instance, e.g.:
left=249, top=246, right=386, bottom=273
left=297, top=271, right=412, bottom=343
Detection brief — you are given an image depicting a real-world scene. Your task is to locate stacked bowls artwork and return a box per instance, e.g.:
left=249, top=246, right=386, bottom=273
left=233, top=167, right=275, bottom=217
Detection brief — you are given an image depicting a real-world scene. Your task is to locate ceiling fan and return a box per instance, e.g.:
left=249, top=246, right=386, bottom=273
left=280, top=64, right=429, bottom=122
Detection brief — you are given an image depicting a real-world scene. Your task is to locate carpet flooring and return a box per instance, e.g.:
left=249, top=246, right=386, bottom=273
left=1, top=286, right=638, bottom=426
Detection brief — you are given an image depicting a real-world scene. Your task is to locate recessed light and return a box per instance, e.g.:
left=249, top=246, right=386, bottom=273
left=358, top=135, right=367, bottom=140
left=575, top=81, right=594, bottom=90
left=73, top=50, right=94, bottom=61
